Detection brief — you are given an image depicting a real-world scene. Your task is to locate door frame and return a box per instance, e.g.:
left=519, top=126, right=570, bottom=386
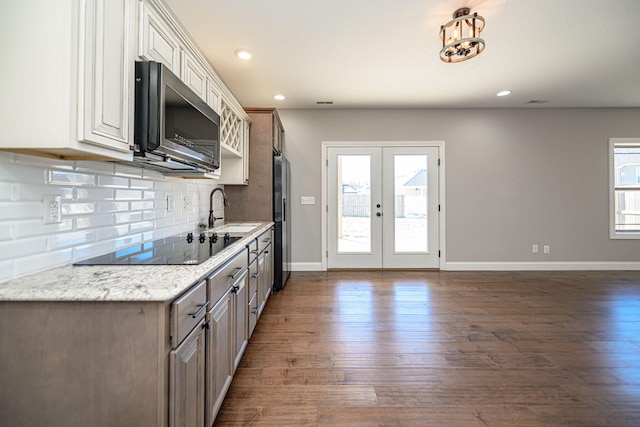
left=321, top=140, right=446, bottom=271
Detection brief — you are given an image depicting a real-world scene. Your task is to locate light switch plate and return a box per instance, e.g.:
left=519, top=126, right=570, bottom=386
left=301, top=196, right=315, bottom=205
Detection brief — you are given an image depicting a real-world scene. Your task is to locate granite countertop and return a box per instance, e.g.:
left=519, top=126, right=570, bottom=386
left=0, top=222, right=273, bottom=303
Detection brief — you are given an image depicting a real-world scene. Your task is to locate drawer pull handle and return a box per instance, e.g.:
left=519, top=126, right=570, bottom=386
left=262, top=238, right=271, bottom=243
left=189, top=302, right=209, bottom=319
left=250, top=249, right=259, bottom=254
left=230, top=267, right=244, bottom=279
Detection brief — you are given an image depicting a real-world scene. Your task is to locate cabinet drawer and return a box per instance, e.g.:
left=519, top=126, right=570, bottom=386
left=257, top=229, right=272, bottom=253
left=171, top=280, right=207, bottom=346
left=248, top=293, right=258, bottom=337
left=248, top=258, right=258, bottom=298
left=247, top=238, right=258, bottom=262
left=207, top=248, right=248, bottom=305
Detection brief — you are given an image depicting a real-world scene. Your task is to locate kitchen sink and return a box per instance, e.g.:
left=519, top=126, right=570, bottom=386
left=213, top=223, right=261, bottom=233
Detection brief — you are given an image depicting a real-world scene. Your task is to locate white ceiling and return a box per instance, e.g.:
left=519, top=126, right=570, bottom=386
left=164, top=0, right=640, bottom=109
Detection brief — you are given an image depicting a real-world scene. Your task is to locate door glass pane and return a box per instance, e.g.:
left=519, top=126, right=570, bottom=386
left=337, top=155, right=371, bottom=253
left=394, top=155, right=428, bottom=252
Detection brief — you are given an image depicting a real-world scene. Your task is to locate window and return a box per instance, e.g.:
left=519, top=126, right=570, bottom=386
left=610, top=138, right=640, bottom=238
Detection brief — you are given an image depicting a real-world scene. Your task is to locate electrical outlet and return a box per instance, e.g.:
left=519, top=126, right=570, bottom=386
left=43, top=194, right=62, bottom=224
left=301, top=196, right=315, bottom=205
left=543, top=245, right=550, bottom=254
left=532, top=244, right=538, bottom=254
left=167, top=195, right=174, bottom=212
left=183, top=195, right=194, bottom=210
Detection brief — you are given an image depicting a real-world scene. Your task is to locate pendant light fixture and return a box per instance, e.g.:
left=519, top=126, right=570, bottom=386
left=439, top=7, right=485, bottom=63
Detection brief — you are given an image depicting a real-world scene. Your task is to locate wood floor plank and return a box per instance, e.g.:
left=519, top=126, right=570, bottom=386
left=213, top=270, right=640, bottom=426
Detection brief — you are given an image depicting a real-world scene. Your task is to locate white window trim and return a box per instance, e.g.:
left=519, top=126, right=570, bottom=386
left=609, top=137, right=640, bottom=239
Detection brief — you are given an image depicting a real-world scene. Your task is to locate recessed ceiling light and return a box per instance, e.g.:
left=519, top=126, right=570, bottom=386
left=234, top=49, right=252, bottom=60
left=274, top=94, right=285, bottom=101
left=497, top=90, right=512, bottom=97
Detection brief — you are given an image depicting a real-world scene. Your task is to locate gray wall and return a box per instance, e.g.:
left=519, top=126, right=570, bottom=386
left=278, top=108, right=640, bottom=267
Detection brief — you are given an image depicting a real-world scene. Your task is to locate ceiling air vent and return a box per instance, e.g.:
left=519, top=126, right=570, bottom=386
left=316, top=101, right=334, bottom=105
left=526, top=100, right=549, bottom=104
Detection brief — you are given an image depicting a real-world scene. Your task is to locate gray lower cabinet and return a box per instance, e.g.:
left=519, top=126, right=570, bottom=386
left=257, top=229, right=273, bottom=317
left=205, top=248, right=249, bottom=426
left=206, top=287, right=233, bottom=426
left=169, top=279, right=207, bottom=427
left=170, top=318, right=206, bottom=427
left=0, top=242, right=266, bottom=427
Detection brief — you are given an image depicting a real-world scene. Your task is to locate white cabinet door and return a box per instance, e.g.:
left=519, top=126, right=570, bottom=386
left=79, top=0, right=133, bottom=153
left=139, top=2, right=181, bottom=73
left=181, top=52, right=207, bottom=100
left=207, top=78, right=222, bottom=115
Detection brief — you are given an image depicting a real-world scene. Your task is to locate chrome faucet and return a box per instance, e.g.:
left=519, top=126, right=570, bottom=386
left=208, top=187, right=229, bottom=228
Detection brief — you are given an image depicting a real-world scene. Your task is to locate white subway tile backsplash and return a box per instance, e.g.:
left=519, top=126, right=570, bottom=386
left=0, top=201, right=42, bottom=221
left=114, top=163, right=143, bottom=178
left=14, top=219, right=74, bottom=238
left=96, top=224, right=130, bottom=240
left=0, top=154, right=219, bottom=282
left=14, top=184, right=75, bottom=202
left=114, top=211, right=143, bottom=224
left=61, top=202, right=96, bottom=216
left=75, top=215, right=113, bottom=230
left=73, top=240, right=114, bottom=261
left=48, top=170, right=96, bottom=186
left=131, top=201, right=154, bottom=210
left=142, top=210, right=157, bottom=221
left=75, top=187, right=114, bottom=201
left=0, top=237, right=47, bottom=261
left=13, top=153, right=74, bottom=170
left=130, top=178, right=154, bottom=189
left=0, top=223, right=13, bottom=241
left=0, top=259, right=13, bottom=282
left=48, top=230, right=96, bottom=250
left=13, top=249, right=74, bottom=278
left=0, top=183, right=12, bottom=200
left=74, top=161, right=116, bottom=175
left=98, top=201, right=129, bottom=213
left=97, top=175, right=129, bottom=188
left=114, top=189, right=142, bottom=200
left=129, top=220, right=154, bottom=233
left=0, top=162, right=47, bottom=185
left=114, top=233, right=142, bottom=249
left=143, top=190, right=156, bottom=200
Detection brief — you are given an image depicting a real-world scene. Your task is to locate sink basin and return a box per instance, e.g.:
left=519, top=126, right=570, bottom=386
left=213, top=223, right=261, bottom=233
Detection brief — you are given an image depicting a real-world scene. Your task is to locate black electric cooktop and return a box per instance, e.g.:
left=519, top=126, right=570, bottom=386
left=74, top=232, right=241, bottom=266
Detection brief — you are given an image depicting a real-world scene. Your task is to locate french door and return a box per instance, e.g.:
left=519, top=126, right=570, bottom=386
left=327, top=146, right=439, bottom=269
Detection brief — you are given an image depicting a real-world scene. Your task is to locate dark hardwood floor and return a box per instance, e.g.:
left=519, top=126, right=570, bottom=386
left=214, top=270, right=640, bottom=426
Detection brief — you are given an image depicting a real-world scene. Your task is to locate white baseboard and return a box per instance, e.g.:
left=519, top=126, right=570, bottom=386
left=290, top=262, right=323, bottom=271
left=443, top=261, right=640, bottom=271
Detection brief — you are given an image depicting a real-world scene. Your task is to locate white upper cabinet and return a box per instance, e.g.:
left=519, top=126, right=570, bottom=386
left=79, top=0, right=133, bottom=151
left=138, top=1, right=181, bottom=73
left=207, top=79, right=223, bottom=115
left=0, top=0, right=134, bottom=161
left=181, top=51, right=208, bottom=100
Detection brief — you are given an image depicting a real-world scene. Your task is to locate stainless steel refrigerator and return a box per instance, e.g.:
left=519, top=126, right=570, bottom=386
left=273, top=154, right=290, bottom=291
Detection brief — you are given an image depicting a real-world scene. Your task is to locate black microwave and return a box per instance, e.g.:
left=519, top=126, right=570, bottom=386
left=133, top=61, right=221, bottom=173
